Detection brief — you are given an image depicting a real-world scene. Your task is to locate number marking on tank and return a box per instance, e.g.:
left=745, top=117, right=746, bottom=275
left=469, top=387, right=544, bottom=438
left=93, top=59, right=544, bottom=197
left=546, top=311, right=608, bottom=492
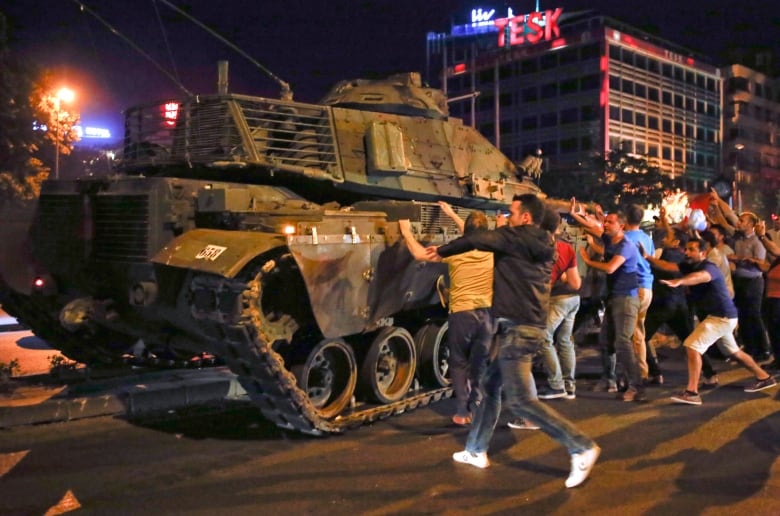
left=195, top=245, right=227, bottom=261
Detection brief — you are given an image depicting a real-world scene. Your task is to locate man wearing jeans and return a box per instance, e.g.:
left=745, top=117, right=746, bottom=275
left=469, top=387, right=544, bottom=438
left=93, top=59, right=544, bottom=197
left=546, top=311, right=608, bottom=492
left=538, top=207, right=582, bottom=400
left=399, top=202, right=493, bottom=426
left=426, top=194, right=600, bottom=488
left=578, top=210, right=643, bottom=402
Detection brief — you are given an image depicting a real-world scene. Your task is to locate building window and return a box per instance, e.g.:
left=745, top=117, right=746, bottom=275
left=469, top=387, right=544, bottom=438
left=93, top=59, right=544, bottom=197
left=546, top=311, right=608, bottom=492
left=686, top=97, right=694, bottom=111
left=540, top=53, right=558, bottom=69
left=648, top=116, right=659, bottom=130
left=521, top=59, right=538, bottom=74
left=541, top=82, right=558, bottom=99
left=662, top=146, right=671, bottom=160
left=581, top=105, right=598, bottom=121
left=581, top=135, right=593, bottom=151
left=648, top=58, right=660, bottom=74
left=674, top=66, right=684, bottom=81
left=621, top=49, right=635, bottom=65
left=648, top=145, right=659, bottom=158
left=635, top=141, right=646, bottom=155
left=522, top=86, right=538, bottom=102
left=540, top=141, right=557, bottom=155
left=560, top=107, right=578, bottom=124
left=609, top=75, right=620, bottom=90
left=479, top=95, right=494, bottom=111
left=480, top=122, right=494, bottom=135
left=635, top=113, right=646, bottom=127
left=648, top=87, right=659, bottom=102
left=521, top=116, right=537, bottom=130
left=674, top=148, right=683, bottom=162
left=479, top=69, right=493, bottom=84
left=697, top=100, right=705, bottom=114
left=662, top=119, right=672, bottom=132
left=499, top=93, right=512, bottom=106
left=561, top=137, right=578, bottom=153
left=634, top=83, right=646, bottom=98
left=674, top=122, right=683, bottom=136
left=674, top=94, right=684, bottom=109
left=622, top=108, right=633, bottom=124
left=635, top=54, right=646, bottom=70
left=662, top=91, right=673, bottom=106
left=609, top=106, right=620, bottom=121
left=662, top=63, right=673, bottom=78
left=580, top=74, right=600, bottom=91
left=609, top=45, right=621, bottom=60
left=499, top=64, right=512, bottom=80
left=560, top=78, right=578, bottom=95
left=500, top=120, right=513, bottom=134
left=540, top=113, right=558, bottom=127
left=622, top=79, right=634, bottom=95
left=686, top=124, right=695, bottom=138
left=580, top=43, right=600, bottom=60
left=559, top=48, right=578, bottom=65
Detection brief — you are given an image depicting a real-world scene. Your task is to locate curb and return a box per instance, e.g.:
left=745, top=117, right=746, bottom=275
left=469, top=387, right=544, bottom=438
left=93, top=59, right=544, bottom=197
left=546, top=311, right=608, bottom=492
left=0, top=367, right=247, bottom=428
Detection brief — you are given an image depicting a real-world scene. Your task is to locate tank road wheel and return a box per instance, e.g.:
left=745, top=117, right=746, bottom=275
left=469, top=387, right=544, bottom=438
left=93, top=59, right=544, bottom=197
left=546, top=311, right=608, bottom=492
left=359, top=327, right=416, bottom=404
left=414, top=321, right=451, bottom=388
left=291, top=339, right=357, bottom=419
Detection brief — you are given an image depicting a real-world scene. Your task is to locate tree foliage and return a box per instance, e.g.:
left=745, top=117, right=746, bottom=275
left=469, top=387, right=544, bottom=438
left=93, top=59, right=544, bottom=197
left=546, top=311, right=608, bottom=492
left=0, top=11, right=78, bottom=206
left=587, top=148, right=675, bottom=210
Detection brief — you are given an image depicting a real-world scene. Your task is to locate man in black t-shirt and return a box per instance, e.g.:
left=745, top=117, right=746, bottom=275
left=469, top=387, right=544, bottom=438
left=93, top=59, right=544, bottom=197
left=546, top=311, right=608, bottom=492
left=661, top=239, right=777, bottom=405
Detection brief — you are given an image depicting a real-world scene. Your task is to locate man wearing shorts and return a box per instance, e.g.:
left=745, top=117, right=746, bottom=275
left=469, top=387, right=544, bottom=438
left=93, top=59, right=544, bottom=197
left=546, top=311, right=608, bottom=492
left=661, top=238, right=777, bottom=405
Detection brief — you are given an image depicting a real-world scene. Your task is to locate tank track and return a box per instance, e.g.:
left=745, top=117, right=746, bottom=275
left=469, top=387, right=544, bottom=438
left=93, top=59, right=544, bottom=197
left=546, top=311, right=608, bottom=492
left=0, top=288, right=125, bottom=366
left=203, top=276, right=452, bottom=436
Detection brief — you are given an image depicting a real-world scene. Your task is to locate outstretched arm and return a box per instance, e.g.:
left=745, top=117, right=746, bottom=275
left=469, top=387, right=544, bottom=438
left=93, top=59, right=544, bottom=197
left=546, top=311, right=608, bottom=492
left=438, top=201, right=465, bottom=233
left=399, top=219, right=440, bottom=262
left=568, top=197, right=604, bottom=237
left=661, top=269, right=712, bottom=288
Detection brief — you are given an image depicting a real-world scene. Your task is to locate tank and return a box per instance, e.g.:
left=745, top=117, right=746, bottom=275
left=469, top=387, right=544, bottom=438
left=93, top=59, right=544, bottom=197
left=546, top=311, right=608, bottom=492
left=0, top=71, right=546, bottom=435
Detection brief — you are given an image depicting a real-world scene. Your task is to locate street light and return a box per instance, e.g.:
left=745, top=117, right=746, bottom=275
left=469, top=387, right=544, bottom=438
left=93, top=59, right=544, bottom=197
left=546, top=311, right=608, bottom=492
left=54, top=87, right=75, bottom=180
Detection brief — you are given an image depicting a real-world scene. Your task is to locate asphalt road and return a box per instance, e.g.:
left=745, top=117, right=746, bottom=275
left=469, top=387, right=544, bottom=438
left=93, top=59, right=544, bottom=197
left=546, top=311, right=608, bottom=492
left=1, top=348, right=778, bottom=515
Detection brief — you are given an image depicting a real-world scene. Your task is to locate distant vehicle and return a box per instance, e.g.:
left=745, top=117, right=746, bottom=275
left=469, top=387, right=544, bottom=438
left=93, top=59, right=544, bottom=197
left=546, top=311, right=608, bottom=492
left=1, top=70, right=546, bottom=434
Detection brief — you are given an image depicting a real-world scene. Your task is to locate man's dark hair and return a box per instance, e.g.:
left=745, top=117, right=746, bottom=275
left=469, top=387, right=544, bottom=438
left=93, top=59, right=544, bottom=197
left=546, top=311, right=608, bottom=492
left=540, top=205, right=561, bottom=233
left=699, top=229, right=717, bottom=250
left=625, top=204, right=645, bottom=225
left=464, top=211, right=489, bottom=236
left=674, top=228, right=690, bottom=247
left=709, top=224, right=726, bottom=235
left=513, top=193, right=545, bottom=224
left=688, top=237, right=705, bottom=252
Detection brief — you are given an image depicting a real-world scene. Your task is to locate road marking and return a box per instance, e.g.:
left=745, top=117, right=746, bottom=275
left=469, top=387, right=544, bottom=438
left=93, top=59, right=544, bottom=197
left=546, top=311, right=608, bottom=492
left=0, top=449, right=28, bottom=478
left=44, top=490, right=81, bottom=515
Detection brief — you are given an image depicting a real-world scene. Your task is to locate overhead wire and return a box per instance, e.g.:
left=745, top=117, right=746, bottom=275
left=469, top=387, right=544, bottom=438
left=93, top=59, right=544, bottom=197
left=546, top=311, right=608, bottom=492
left=71, top=0, right=193, bottom=96
left=151, top=0, right=182, bottom=86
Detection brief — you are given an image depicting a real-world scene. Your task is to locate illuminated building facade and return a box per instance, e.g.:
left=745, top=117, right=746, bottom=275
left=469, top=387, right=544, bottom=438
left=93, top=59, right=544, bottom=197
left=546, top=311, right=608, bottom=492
left=722, top=63, right=780, bottom=211
left=426, top=8, right=723, bottom=193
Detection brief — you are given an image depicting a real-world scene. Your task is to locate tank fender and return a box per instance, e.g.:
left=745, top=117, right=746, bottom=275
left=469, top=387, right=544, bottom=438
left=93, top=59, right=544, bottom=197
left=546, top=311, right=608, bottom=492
left=151, top=228, right=287, bottom=278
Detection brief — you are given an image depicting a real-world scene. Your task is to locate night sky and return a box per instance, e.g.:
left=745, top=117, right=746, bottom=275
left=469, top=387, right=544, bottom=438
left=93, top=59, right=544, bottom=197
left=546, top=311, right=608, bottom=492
left=3, top=0, right=780, bottom=137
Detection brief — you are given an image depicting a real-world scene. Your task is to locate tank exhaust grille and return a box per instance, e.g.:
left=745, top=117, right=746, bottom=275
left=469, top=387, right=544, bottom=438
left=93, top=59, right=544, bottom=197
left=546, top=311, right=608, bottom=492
left=33, top=195, right=84, bottom=273
left=94, top=195, right=151, bottom=263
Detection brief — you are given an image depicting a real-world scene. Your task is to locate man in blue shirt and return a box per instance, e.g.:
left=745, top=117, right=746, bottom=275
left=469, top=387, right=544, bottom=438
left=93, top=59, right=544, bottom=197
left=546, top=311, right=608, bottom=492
left=623, top=205, right=655, bottom=382
left=661, top=238, right=777, bottom=405
left=579, top=211, right=643, bottom=401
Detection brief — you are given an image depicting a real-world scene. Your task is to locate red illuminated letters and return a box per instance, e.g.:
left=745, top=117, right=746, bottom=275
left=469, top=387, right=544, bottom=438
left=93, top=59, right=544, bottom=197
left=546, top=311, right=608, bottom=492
left=494, top=8, right=562, bottom=48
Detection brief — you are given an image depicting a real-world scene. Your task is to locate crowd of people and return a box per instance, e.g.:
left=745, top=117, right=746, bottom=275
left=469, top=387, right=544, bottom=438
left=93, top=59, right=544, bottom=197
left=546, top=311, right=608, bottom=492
left=398, top=189, right=779, bottom=489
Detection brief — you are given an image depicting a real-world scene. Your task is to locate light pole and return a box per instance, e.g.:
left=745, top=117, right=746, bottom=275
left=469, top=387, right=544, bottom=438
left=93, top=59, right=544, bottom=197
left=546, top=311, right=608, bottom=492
left=734, top=143, right=744, bottom=213
left=53, top=87, right=75, bottom=180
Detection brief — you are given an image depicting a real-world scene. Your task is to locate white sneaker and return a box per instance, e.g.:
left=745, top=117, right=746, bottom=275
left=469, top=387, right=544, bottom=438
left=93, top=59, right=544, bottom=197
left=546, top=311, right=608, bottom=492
left=452, top=450, right=490, bottom=469
left=507, top=419, right=540, bottom=430
left=565, top=445, right=601, bottom=488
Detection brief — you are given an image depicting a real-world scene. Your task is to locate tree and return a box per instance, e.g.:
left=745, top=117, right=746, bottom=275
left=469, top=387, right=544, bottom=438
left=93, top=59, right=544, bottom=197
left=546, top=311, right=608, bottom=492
left=0, top=11, right=78, bottom=206
left=586, top=148, right=675, bottom=210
